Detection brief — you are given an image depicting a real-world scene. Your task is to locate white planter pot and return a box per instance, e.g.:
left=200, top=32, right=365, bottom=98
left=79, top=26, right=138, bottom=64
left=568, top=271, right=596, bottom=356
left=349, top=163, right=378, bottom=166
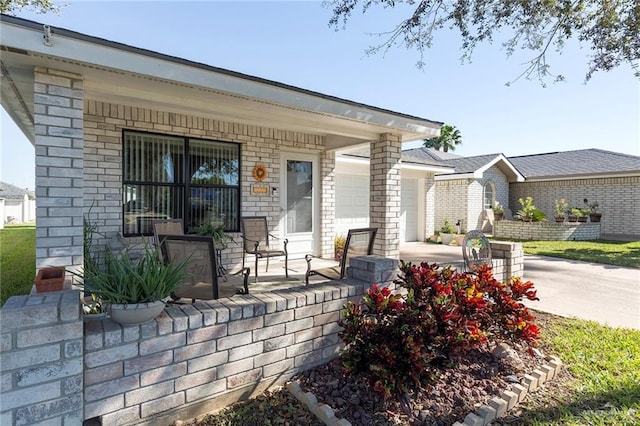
left=107, top=300, right=166, bottom=325
left=440, top=233, right=455, bottom=246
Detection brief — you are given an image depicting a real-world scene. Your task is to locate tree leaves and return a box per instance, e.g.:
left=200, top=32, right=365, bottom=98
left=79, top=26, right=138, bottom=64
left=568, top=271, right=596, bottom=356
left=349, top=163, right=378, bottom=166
left=325, top=0, right=640, bottom=83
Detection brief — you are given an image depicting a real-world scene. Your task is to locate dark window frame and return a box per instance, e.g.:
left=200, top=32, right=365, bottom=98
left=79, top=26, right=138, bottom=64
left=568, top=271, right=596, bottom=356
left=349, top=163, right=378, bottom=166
left=122, top=129, right=242, bottom=237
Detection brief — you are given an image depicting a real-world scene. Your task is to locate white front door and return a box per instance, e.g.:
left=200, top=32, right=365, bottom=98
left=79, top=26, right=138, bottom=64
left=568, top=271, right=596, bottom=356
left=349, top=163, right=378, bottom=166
left=280, top=153, right=319, bottom=258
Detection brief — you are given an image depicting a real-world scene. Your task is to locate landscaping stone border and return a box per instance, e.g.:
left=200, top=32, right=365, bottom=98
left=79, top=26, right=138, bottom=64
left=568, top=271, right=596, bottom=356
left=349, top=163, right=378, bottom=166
left=288, top=353, right=563, bottom=426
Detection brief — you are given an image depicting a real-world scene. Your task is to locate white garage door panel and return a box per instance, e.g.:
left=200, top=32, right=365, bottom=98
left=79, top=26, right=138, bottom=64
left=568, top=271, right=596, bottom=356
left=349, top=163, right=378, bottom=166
left=336, top=175, right=369, bottom=236
left=401, top=179, right=418, bottom=242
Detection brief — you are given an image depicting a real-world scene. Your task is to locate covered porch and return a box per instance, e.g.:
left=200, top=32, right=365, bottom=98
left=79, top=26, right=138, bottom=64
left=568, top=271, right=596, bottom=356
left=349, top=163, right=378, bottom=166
left=0, top=14, right=443, bottom=282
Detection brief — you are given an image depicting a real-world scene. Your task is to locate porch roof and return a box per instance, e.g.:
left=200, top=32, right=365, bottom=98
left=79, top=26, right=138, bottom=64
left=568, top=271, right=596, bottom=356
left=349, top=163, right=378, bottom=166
left=0, top=15, right=442, bottom=150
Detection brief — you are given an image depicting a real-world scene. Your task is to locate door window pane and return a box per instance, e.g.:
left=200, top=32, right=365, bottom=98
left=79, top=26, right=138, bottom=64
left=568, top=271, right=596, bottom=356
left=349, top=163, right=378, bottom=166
left=286, top=160, right=313, bottom=233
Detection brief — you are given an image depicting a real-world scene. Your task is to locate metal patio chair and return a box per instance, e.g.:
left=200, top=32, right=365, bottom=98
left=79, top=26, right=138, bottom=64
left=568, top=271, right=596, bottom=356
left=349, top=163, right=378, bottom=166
left=158, top=234, right=249, bottom=301
left=462, top=230, right=492, bottom=273
left=305, top=227, right=377, bottom=285
left=152, top=219, right=184, bottom=242
left=241, top=216, right=288, bottom=283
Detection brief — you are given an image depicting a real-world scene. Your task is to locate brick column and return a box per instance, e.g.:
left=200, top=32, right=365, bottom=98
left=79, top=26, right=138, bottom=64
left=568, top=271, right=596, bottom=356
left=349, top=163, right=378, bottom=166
left=370, top=133, right=402, bottom=258
left=320, top=151, right=336, bottom=258
left=34, top=68, right=84, bottom=273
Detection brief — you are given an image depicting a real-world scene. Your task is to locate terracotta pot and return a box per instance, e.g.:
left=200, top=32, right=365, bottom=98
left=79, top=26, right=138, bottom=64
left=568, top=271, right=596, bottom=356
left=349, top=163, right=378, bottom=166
left=554, top=216, right=565, bottom=223
left=494, top=212, right=504, bottom=221
left=578, top=216, right=588, bottom=223
left=34, top=267, right=65, bottom=293
left=589, top=213, right=602, bottom=223
left=568, top=215, right=578, bottom=223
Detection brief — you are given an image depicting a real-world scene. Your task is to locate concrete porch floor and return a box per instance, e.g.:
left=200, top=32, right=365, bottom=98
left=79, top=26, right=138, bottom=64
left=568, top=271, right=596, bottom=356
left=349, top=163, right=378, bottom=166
left=231, top=242, right=463, bottom=296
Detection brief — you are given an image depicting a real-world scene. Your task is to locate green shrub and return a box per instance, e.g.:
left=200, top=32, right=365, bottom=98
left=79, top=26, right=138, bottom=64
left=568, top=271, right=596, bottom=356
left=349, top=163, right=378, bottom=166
left=339, top=262, right=540, bottom=399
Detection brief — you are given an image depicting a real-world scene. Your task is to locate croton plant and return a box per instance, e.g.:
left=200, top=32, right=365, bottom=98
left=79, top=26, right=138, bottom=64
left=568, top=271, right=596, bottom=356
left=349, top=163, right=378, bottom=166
left=339, top=261, right=540, bottom=399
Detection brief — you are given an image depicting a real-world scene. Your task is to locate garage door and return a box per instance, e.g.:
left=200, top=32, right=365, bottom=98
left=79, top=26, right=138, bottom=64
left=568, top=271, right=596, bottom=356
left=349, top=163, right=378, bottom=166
left=401, top=179, right=418, bottom=241
left=335, top=175, right=369, bottom=235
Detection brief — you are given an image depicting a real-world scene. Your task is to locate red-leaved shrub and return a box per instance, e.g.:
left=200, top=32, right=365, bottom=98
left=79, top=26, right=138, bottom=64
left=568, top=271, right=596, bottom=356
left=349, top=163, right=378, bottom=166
left=339, top=262, right=540, bottom=399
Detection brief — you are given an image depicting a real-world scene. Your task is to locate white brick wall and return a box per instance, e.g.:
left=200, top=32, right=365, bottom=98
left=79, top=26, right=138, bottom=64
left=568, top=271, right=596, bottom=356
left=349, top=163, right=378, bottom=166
left=435, top=178, right=469, bottom=233
left=0, top=291, right=84, bottom=425
left=510, top=177, right=640, bottom=238
left=83, top=101, right=329, bottom=267
left=34, top=68, right=84, bottom=273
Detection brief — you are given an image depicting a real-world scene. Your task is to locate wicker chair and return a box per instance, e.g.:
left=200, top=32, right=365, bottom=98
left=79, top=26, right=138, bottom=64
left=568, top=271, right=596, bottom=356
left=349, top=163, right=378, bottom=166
left=305, top=228, right=377, bottom=285
left=462, top=230, right=492, bottom=273
left=241, top=216, right=288, bottom=283
left=158, top=234, right=249, bottom=301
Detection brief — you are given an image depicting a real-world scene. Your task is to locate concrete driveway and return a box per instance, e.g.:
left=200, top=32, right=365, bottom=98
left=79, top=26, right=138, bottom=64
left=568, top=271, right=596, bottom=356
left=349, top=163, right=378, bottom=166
left=399, top=242, right=640, bottom=330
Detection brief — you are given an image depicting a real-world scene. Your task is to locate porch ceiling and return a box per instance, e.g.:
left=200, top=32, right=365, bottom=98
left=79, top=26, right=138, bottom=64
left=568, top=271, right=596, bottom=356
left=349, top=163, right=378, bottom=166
left=1, top=15, right=442, bottom=148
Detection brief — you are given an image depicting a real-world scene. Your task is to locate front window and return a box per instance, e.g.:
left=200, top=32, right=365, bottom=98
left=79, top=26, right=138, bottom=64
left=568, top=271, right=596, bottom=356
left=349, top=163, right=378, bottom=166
left=123, top=131, right=240, bottom=236
left=483, top=181, right=494, bottom=209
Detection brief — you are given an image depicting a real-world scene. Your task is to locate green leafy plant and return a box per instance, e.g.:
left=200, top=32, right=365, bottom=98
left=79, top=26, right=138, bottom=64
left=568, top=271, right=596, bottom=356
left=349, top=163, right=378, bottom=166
left=75, top=243, right=189, bottom=305
left=339, top=263, right=540, bottom=400
left=439, top=219, right=455, bottom=234
left=531, top=208, right=547, bottom=222
left=584, top=198, right=599, bottom=213
left=553, top=198, right=568, bottom=217
left=493, top=202, right=504, bottom=214
left=569, top=207, right=584, bottom=218
left=516, top=196, right=537, bottom=221
left=190, top=223, right=234, bottom=249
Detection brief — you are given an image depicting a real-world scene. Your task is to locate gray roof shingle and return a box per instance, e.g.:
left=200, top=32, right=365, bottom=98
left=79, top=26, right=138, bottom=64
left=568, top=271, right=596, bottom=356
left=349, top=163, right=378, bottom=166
left=508, top=149, right=640, bottom=178
left=0, top=181, right=35, bottom=199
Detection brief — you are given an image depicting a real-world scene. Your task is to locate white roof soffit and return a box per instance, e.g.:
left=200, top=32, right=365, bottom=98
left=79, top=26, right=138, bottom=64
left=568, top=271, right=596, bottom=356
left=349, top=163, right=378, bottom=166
left=336, top=155, right=455, bottom=173
left=401, top=161, right=455, bottom=173
left=0, top=16, right=442, bottom=142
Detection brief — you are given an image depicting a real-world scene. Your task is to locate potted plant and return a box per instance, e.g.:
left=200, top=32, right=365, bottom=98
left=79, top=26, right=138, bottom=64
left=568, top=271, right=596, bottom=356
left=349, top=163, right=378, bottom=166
left=584, top=198, right=602, bottom=222
left=553, top=198, right=568, bottom=223
left=191, top=222, right=235, bottom=249
left=516, top=196, right=536, bottom=222
left=439, top=219, right=456, bottom=245
left=493, top=202, right=504, bottom=221
left=76, top=243, right=189, bottom=325
left=568, top=207, right=582, bottom=222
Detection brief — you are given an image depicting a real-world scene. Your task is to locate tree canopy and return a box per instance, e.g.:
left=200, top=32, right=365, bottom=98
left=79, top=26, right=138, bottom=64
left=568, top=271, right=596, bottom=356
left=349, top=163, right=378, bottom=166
left=0, top=0, right=59, bottom=15
left=423, top=124, right=462, bottom=152
left=326, top=0, right=640, bottom=84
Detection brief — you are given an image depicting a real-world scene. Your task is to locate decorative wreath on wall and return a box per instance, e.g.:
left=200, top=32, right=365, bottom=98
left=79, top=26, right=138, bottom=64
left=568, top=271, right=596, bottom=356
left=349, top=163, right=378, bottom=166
left=252, top=164, right=268, bottom=182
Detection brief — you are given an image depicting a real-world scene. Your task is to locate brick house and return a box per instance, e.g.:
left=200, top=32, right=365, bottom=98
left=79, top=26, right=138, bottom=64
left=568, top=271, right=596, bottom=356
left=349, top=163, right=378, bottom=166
left=0, top=14, right=443, bottom=274
left=0, top=181, right=36, bottom=225
left=334, top=147, right=640, bottom=241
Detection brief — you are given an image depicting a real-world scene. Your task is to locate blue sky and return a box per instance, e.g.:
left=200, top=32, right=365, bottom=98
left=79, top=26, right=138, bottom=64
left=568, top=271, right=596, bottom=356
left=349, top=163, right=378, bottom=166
left=2, top=0, right=639, bottom=190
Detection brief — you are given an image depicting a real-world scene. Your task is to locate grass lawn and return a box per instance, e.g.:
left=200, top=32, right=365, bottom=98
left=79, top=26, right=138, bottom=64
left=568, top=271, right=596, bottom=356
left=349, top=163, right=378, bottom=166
left=0, top=225, right=36, bottom=306
left=520, top=239, right=640, bottom=268
left=520, top=313, right=640, bottom=425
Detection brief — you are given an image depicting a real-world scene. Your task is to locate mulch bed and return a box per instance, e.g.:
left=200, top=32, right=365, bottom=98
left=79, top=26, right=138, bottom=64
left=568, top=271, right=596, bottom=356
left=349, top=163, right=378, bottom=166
left=188, top=310, right=572, bottom=426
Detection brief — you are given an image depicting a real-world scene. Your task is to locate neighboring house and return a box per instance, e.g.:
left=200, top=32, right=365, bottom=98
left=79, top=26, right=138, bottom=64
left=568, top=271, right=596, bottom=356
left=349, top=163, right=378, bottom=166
left=0, top=181, right=36, bottom=224
left=0, top=15, right=443, bottom=272
left=333, top=147, right=640, bottom=241
left=509, top=149, right=640, bottom=240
